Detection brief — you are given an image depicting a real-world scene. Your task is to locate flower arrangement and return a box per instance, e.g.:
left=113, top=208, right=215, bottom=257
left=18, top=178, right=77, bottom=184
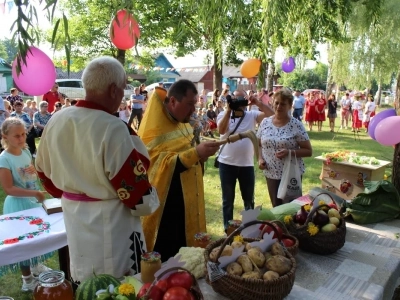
left=322, top=151, right=380, bottom=166
left=96, top=282, right=136, bottom=300
left=307, top=223, right=319, bottom=236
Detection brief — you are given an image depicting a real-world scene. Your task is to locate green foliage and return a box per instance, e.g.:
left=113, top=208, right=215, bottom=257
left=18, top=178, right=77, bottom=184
left=279, top=64, right=328, bottom=91
left=0, top=39, right=18, bottom=63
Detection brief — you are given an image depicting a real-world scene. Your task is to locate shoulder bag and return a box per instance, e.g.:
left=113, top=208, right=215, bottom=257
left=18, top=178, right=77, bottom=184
left=214, top=113, right=245, bottom=168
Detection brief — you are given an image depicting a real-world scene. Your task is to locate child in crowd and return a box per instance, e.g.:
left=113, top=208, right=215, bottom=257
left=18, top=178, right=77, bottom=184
left=0, top=118, right=50, bottom=291
left=118, top=100, right=130, bottom=123
left=62, top=98, right=71, bottom=109
left=31, top=101, right=38, bottom=115
left=52, top=101, right=62, bottom=114
left=189, top=109, right=202, bottom=145
left=23, top=100, right=33, bottom=118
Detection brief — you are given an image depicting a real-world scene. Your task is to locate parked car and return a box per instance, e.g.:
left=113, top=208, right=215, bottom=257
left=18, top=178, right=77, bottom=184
left=145, top=82, right=174, bottom=93
left=56, top=79, right=133, bottom=99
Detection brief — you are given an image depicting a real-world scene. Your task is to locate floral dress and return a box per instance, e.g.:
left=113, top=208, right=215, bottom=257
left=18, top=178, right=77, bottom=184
left=257, top=117, right=309, bottom=180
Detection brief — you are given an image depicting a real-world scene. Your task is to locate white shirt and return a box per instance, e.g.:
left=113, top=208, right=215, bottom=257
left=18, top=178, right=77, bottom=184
left=217, top=110, right=261, bottom=167
left=119, top=110, right=130, bottom=123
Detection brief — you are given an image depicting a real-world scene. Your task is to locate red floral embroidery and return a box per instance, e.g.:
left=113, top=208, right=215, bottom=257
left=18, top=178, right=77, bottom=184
left=29, top=218, right=43, bottom=225
left=4, top=238, right=19, bottom=244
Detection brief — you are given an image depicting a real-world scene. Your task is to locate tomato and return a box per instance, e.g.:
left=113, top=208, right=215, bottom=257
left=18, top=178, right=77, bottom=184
left=282, top=238, right=295, bottom=247
left=137, top=282, right=164, bottom=300
left=163, top=287, right=191, bottom=300
left=262, top=224, right=283, bottom=239
left=156, top=279, right=169, bottom=293
left=166, top=272, right=193, bottom=291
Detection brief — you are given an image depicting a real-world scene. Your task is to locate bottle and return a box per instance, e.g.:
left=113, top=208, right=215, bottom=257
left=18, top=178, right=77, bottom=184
left=140, top=252, right=162, bottom=284
left=33, top=270, right=73, bottom=300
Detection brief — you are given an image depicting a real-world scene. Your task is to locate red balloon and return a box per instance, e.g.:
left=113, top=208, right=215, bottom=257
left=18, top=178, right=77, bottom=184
left=110, top=9, right=141, bottom=50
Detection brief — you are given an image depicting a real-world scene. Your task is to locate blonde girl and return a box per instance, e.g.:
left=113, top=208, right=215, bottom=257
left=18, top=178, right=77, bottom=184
left=0, top=118, right=49, bottom=291
left=118, top=100, right=130, bottom=123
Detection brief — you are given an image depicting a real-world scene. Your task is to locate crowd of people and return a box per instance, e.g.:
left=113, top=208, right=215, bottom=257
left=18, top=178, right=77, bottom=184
left=0, top=55, right=384, bottom=292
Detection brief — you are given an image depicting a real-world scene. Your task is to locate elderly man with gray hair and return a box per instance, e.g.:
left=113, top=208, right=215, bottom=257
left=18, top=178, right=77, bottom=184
left=35, top=56, right=160, bottom=283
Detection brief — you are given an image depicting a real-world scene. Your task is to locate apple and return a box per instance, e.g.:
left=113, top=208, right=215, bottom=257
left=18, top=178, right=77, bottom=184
left=137, top=282, right=164, bottom=300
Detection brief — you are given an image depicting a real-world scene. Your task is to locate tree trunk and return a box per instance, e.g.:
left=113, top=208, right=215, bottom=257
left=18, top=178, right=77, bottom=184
left=213, top=51, right=223, bottom=91
left=267, top=62, right=275, bottom=92
left=376, top=80, right=382, bottom=105
left=391, top=67, right=400, bottom=190
left=116, top=49, right=126, bottom=66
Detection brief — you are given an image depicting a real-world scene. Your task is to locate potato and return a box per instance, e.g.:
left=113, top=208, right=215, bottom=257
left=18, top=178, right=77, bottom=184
left=236, top=255, right=253, bottom=273
left=264, top=251, right=273, bottom=261
left=231, top=241, right=243, bottom=249
left=245, top=243, right=262, bottom=252
left=265, top=255, right=292, bottom=276
left=209, top=245, right=233, bottom=262
left=271, top=242, right=286, bottom=256
left=247, top=248, right=266, bottom=268
left=226, top=262, right=243, bottom=276
left=263, top=271, right=280, bottom=281
left=241, top=271, right=261, bottom=279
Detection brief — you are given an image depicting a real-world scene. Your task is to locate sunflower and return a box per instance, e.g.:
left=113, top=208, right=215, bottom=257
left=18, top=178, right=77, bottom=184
left=303, top=204, right=311, bottom=212
left=233, top=235, right=244, bottom=243
left=117, top=283, right=135, bottom=296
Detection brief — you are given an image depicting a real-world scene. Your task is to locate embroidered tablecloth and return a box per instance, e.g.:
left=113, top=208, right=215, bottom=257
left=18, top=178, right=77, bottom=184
left=0, top=206, right=66, bottom=275
left=198, top=219, right=400, bottom=300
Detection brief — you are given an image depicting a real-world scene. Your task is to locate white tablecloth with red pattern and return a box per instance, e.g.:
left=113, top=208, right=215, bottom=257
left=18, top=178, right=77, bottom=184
left=0, top=207, right=66, bottom=274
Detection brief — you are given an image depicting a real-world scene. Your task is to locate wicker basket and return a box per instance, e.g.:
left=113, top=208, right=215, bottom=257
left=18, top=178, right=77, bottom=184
left=142, top=267, right=203, bottom=300
left=287, top=193, right=346, bottom=255
left=204, top=220, right=296, bottom=300
left=264, top=220, right=299, bottom=256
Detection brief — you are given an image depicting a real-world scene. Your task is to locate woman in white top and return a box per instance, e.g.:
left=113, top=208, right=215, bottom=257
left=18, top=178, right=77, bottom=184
left=257, top=89, right=312, bottom=207
left=363, top=96, right=376, bottom=132
left=351, top=95, right=363, bottom=132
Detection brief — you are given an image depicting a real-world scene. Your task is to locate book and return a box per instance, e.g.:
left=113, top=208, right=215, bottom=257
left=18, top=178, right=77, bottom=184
left=42, top=198, right=63, bottom=215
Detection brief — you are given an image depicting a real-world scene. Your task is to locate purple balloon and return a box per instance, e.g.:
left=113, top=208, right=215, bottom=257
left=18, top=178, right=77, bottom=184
left=368, top=109, right=397, bottom=140
left=12, top=46, right=56, bottom=96
left=375, top=116, right=400, bottom=146
left=282, top=57, right=296, bottom=73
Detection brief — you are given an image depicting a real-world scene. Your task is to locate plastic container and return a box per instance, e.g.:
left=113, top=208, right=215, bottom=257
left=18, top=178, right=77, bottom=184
left=33, top=270, right=73, bottom=300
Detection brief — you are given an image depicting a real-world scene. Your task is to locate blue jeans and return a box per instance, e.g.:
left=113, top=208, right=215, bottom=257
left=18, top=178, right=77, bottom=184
left=219, top=162, right=255, bottom=230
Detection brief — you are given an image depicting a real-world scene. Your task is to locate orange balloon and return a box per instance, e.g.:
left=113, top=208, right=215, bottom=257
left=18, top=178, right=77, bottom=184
left=240, top=59, right=261, bottom=78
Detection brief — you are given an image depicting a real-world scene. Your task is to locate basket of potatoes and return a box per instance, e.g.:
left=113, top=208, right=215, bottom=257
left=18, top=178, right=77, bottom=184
left=259, top=220, right=299, bottom=256
left=204, top=221, right=296, bottom=300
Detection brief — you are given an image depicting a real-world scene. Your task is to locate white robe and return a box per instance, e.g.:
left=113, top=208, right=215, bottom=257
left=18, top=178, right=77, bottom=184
left=35, top=103, right=159, bottom=282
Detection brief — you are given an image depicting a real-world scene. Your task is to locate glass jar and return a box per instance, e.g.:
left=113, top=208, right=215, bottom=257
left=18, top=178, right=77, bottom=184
left=140, top=251, right=161, bottom=284
left=226, top=220, right=242, bottom=236
left=33, top=270, right=73, bottom=300
left=193, top=232, right=211, bottom=248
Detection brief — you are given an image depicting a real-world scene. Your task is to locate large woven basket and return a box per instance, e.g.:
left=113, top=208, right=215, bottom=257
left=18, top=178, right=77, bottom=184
left=264, top=220, right=299, bottom=256
left=142, top=267, right=203, bottom=300
left=204, top=220, right=296, bottom=300
left=287, top=193, right=346, bottom=255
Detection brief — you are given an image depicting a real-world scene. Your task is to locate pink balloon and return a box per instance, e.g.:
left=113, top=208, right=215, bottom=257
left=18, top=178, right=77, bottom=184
left=110, top=10, right=141, bottom=50
left=375, top=116, right=400, bottom=146
left=12, top=47, right=56, bottom=96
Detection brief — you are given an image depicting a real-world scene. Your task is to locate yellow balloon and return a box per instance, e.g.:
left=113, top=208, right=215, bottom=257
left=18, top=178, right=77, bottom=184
left=240, top=59, right=261, bottom=78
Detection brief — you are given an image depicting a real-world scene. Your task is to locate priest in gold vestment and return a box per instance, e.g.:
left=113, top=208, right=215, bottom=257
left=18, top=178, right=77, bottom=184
left=138, top=80, right=220, bottom=260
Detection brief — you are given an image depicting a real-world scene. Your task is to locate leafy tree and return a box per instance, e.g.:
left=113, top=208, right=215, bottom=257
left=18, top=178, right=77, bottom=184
left=0, top=43, right=7, bottom=61
left=0, top=39, right=18, bottom=63
left=279, top=64, right=328, bottom=91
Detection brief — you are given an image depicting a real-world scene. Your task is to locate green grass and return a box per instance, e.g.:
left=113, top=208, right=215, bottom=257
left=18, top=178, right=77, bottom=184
left=0, top=119, right=394, bottom=298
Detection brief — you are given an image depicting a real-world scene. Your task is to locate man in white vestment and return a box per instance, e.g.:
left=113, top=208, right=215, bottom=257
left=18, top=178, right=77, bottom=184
left=35, top=56, right=159, bottom=283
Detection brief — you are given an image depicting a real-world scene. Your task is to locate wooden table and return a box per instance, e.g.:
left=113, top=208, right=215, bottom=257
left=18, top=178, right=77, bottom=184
left=315, top=156, right=391, bottom=200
